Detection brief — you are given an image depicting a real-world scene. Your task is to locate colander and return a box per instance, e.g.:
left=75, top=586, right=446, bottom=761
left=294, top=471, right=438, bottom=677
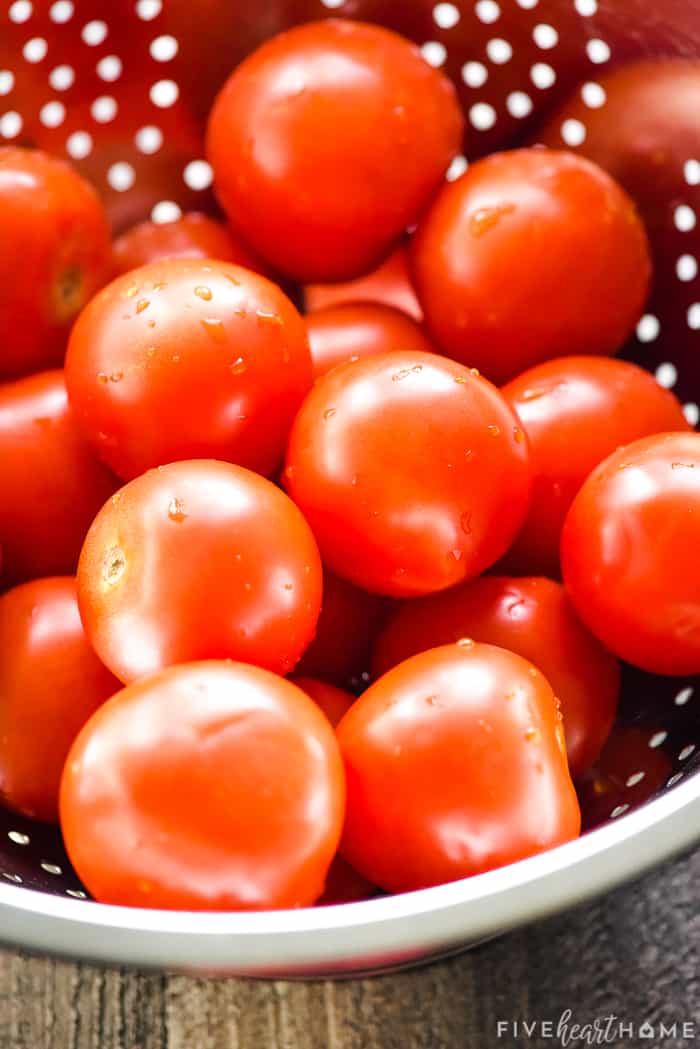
left=1, top=0, right=699, bottom=978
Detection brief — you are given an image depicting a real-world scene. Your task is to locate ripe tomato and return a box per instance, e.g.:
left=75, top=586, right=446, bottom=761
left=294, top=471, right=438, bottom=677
left=284, top=351, right=531, bottom=597
left=0, top=371, right=117, bottom=588
left=337, top=643, right=580, bottom=892
left=206, top=19, right=463, bottom=282
left=77, top=460, right=322, bottom=684
left=577, top=725, right=672, bottom=831
left=60, top=662, right=345, bottom=910
left=562, top=433, right=700, bottom=676
left=373, top=576, right=619, bottom=778
left=411, top=149, right=652, bottom=384
left=316, top=856, right=377, bottom=906
left=65, top=260, right=311, bottom=482
left=290, top=677, right=355, bottom=727
left=501, top=356, right=690, bottom=578
left=112, top=213, right=269, bottom=277
left=293, top=570, right=388, bottom=688
left=0, top=148, right=112, bottom=379
left=304, top=243, right=423, bottom=321
left=0, top=578, right=119, bottom=824
left=306, top=302, right=434, bottom=379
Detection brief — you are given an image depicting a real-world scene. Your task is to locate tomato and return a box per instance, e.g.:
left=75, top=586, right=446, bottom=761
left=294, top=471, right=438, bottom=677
left=77, top=460, right=322, bottom=684
left=411, top=149, right=652, bottom=385
left=293, top=570, right=388, bottom=688
left=65, top=260, right=311, bottom=482
left=304, top=243, right=422, bottom=321
left=0, top=371, right=117, bottom=588
left=306, top=302, right=434, bottom=379
left=373, top=576, right=619, bottom=778
left=316, top=856, right=377, bottom=906
left=0, top=148, right=112, bottom=379
left=337, top=643, right=580, bottom=892
left=577, top=725, right=672, bottom=831
left=0, top=578, right=119, bottom=824
left=284, top=351, right=531, bottom=597
left=112, top=213, right=268, bottom=277
left=562, top=433, right=700, bottom=676
left=206, top=19, right=463, bottom=282
left=60, top=661, right=345, bottom=910
left=291, top=677, right=355, bottom=728
left=501, top=356, right=690, bottom=578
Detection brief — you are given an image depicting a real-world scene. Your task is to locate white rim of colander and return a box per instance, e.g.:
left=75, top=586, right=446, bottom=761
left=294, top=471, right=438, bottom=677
left=0, top=769, right=697, bottom=972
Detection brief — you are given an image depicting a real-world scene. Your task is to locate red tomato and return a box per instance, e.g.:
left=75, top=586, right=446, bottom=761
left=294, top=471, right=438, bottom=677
left=412, top=149, right=652, bottom=385
left=77, top=460, right=322, bottom=684
left=0, top=371, right=117, bottom=588
left=65, top=260, right=311, bottom=481
left=0, top=148, right=112, bottom=379
left=206, top=19, right=463, bottom=282
left=305, top=244, right=423, bottom=321
left=293, top=570, right=388, bottom=688
left=291, top=677, right=355, bottom=727
left=306, top=302, right=434, bottom=379
left=112, top=213, right=268, bottom=277
left=501, top=356, right=690, bottom=578
left=562, top=433, right=700, bottom=676
left=60, top=662, right=345, bottom=910
left=373, top=576, right=619, bottom=777
left=577, top=726, right=673, bottom=831
left=316, top=855, right=377, bottom=906
left=284, top=351, right=531, bottom=597
left=0, top=578, right=119, bottom=824
left=337, top=643, right=580, bottom=892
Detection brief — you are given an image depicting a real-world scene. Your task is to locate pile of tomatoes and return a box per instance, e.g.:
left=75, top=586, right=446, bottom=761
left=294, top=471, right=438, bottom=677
left=0, top=17, right=698, bottom=913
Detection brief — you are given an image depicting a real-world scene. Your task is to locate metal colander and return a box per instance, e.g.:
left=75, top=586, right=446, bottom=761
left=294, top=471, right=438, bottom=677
left=0, top=0, right=699, bottom=978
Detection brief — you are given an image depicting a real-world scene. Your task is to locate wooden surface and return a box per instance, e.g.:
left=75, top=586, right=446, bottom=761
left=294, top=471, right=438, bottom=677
left=1, top=848, right=699, bottom=1049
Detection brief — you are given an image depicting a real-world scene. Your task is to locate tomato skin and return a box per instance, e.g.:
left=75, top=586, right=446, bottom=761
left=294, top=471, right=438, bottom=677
left=411, top=149, right=652, bottom=385
left=291, top=677, right=355, bottom=727
left=112, top=213, right=269, bottom=277
left=501, top=356, right=690, bottom=578
left=285, top=350, right=531, bottom=597
left=0, top=148, right=112, bottom=379
left=337, top=643, right=580, bottom=893
left=60, top=661, right=345, bottom=910
left=206, top=19, right=463, bottom=282
left=0, top=578, right=120, bottom=824
left=0, top=371, right=117, bottom=587
left=293, top=570, right=388, bottom=687
left=306, top=302, right=434, bottom=380
left=373, top=576, right=619, bottom=778
left=561, top=433, right=700, bottom=676
left=77, top=460, right=322, bottom=684
left=65, top=260, right=312, bottom=482
left=304, top=243, right=423, bottom=321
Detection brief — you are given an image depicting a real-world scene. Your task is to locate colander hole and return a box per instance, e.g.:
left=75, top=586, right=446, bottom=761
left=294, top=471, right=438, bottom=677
left=91, top=95, right=118, bottom=123
left=446, top=155, right=468, bottom=181
left=506, top=92, right=533, bottom=118
left=150, top=79, right=179, bottom=107
left=655, top=362, right=678, bottom=388
left=23, top=38, right=48, bottom=64
left=81, top=20, right=108, bottom=47
left=150, top=35, right=179, bottom=62
left=2, top=872, right=22, bottom=883
left=0, top=71, right=15, bottom=96
left=66, top=889, right=87, bottom=898
left=183, top=160, right=213, bottom=190
left=136, top=0, right=162, bottom=20
left=462, top=62, right=488, bottom=88
left=107, top=162, right=136, bottom=192
left=674, top=204, right=697, bottom=232
left=151, top=200, right=182, bottom=224
left=675, top=687, right=694, bottom=706
left=687, top=304, right=700, bottom=331
left=516, top=0, right=539, bottom=7
left=561, top=119, right=587, bottom=146
left=433, top=3, right=461, bottom=30
left=49, top=0, right=73, bottom=23
left=679, top=745, right=696, bottom=761
left=625, top=771, right=645, bottom=787
left=40, top=862, right=62, bottom=875
left=320, top=0, right=346, bottom=7
left=9, top=0, right=32, bottom=24
left=586, top=39, right=611, bottom=64
left=475, top=1, right=501, bottom=25
left=581, top=82, right=606, bottom=108
left=684, top=160, right=700, bottom=186
left=134, top=124, right=163, bottom=155
left=421, top=42, right=447, bottom=68
left=676, top=255, right=698, bottom=282
left=0, top=111, right=23, bottom=138
left=96, top=55, right=122, bottom=82
left=684, top=403, right=699, bottom=426
left=667, top=773, right=683, bottom=787
left=7, top=831, right=29, bottom=846
left=530, top=63, right=556, bottom=89
left=469, top=102, right=497, bottom=131
left=574, top=0, right=598, bottom=15
left=610, top=804, right=629, bottom=818
left=649, top=731, right=668, bottom=748
left=486, top=39, right=513, bottom=64
left=533, top=24, right=559, bottom=50
left=49, top=64, right=75, bottom=90
left=636, top=314, right=660, bottom=343
left=39, top=100, right=65, bottom=128
left=65, top=130, right=93, bottom=159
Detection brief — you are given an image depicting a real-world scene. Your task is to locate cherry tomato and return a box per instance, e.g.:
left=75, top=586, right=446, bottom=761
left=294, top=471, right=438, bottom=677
left=304, top=243, right=423, bottom=321
left=206, top=19, right=463, bottom=282
left=112, top=213, right=269, bottom=277
left=0, top=371, right=117, bottom=588
left=77, top=460, right=322, bottom=684
left=60, top=661, right=345, bottom=910
left=501, top=356, right=690, bottom=578
left=316, top=855, right=377, bottom=906
left=562, top=433, right=700, bottom=676
left=337, top=643, right=580, bottom=892
left=373, top=576, right=619, bottom=777
left=293, top=570, right=388, bottom=688
left=0, top=147, right=112, bottom=379
left=306, top=302, right=434, bottom=380
left=284, top=351, right=531, bottom=597
left=65, top=260, right=312, bottom=482
left=0, top=578, right=120, bottom=824
left=291, top=677, right=355, bottom=727
left=411, top=149, right=652, bottom=385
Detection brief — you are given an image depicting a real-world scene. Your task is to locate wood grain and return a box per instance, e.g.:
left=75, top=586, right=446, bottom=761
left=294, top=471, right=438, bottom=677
left=1, top=848, right=699, bottom=1049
